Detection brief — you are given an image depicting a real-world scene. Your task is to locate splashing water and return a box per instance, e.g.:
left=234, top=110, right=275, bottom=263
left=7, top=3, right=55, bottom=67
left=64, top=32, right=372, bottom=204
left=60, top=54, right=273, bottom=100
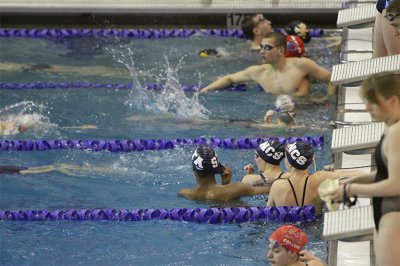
left=0, top=101, right=56, bottom=136
left=106, top=43, right=157, bottom=113
left=107, top=42, right=210, bottom=120
left=153, top=55, right=210, bottom=120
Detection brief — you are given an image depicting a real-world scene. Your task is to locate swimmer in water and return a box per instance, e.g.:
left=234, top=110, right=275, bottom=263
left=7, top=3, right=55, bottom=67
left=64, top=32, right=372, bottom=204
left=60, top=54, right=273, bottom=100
left=264, top=94, right=299, bottom=127
left=199, top=32, right=337, bottom=100
left=0, top=114, right=97, bottom=136
left=124, top=94, right=306, bottom=130
left=0, top=163, right=120, bottom=175
left=0, top=62, right=153, bottom=79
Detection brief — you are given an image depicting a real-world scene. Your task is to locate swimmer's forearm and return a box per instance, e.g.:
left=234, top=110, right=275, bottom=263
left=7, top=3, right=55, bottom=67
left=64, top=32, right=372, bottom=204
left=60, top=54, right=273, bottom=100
left=343, top=171, right=376, bottom=184
left=199, top=76, right=232, bottom=93
left=327, top=82, right=337, bottom=97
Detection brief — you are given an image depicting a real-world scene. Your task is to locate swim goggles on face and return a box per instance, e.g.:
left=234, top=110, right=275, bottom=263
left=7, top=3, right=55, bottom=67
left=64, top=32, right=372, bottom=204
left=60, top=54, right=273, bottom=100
left=267, top=239, right=281, bottom=249
left=260, top=42, right=284, bottom=51
left=384, top=12, right=400, bottom=22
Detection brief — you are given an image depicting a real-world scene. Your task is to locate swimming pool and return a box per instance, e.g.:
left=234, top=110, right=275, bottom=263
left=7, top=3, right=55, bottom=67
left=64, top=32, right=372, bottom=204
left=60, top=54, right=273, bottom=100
left=0, top=31, right=338, bottom=265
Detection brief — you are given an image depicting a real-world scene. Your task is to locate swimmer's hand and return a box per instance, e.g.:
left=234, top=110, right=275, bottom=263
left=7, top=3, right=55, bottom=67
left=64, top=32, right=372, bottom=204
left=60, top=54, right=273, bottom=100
left=198, top=87, right=211, bottom=94
left=323, top=164, right=334, bottom=171
left=221, top=165, right=232, bottom=185
left=299, top=250, right=327, bottom=266
left=263, top=110, right=275, bottom=124
left=243, top=163, right=254, bottom=174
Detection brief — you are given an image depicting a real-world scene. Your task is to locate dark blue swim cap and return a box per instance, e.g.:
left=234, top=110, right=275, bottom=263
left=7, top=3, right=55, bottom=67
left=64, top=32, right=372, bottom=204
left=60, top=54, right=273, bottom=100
left=192, top=145, right=223, bottom=174
left=285, top=141, right=314, bottom=170
left=256, top=140, right=285, bottom=165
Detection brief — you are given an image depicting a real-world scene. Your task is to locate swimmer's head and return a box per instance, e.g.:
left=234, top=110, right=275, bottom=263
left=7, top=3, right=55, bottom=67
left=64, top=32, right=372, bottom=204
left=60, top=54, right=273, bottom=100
left=275, top=94, right=296, bottom=113
left=192, top=145, right=224, bottom=175
left=285, top=141, right=314, bottom=170
left=285, top=35, right=305, bottom=58
left=255, top=140, right=285, bottom=165
left=198, top=49, right=219, bottom=58
left=286, top=21, right=311, bottom=43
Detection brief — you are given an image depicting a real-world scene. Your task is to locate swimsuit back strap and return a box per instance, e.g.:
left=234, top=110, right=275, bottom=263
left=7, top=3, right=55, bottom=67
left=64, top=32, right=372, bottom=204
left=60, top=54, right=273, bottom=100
left=287, top=179, right=299, bottom=206
left=260, top=173, right=267, bottom=184
left=277, top=171, right=285, bottom=179
left=301, top=176, right=310, bottom=207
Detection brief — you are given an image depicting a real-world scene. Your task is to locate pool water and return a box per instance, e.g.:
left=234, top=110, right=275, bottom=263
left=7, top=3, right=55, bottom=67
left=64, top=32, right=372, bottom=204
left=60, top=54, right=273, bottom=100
left=0, top=33, right=338, bottom=265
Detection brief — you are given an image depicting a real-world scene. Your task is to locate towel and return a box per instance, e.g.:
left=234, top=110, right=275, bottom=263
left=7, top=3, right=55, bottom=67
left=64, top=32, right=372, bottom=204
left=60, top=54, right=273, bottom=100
left=318, top=179, right=340, bottom=211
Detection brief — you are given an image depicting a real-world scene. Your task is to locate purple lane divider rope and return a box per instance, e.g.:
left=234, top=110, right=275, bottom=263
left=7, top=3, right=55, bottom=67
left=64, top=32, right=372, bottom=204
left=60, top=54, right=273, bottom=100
left=0, top=28, right=324, bottom=39
left=0, top=136, right=324, bottom=152
left=0, top=205, right=315, bottom=223
left=0, top=82, right=248, bottom=92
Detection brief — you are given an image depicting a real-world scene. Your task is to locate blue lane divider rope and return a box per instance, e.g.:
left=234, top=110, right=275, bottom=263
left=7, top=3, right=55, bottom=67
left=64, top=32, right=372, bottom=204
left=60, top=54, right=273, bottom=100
left=0, top=136, right=324, bottom=152
left=0, top=28, right=324, bottom=39
left=0, top=205, right=315, bottom=223
left=0, top=82, right=248, bottom=91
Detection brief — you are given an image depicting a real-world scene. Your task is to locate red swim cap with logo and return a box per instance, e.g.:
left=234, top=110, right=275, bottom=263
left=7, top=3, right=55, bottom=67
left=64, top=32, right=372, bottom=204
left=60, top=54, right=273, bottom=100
left=285, top=35, right=305, bottom=58
left=269, top=225, right=308, bottom=253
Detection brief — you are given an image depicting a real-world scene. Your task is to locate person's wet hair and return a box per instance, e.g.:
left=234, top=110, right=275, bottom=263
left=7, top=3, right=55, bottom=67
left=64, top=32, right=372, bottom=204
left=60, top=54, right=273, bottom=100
left=241, top=14, right=259, bottom=40
left=360, top=72, right=400, bottom=104
left=264, top=32, right=287, bottom=50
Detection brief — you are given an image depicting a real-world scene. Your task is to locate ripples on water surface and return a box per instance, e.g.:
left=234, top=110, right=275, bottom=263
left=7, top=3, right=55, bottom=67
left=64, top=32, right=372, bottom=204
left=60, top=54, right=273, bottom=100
left=0, top=34, right=339, bottom=265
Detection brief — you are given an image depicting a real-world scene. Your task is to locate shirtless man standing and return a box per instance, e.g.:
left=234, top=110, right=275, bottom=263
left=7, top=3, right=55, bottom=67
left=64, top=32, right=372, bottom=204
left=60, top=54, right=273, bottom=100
left=199, top=32, right=336, bottom=99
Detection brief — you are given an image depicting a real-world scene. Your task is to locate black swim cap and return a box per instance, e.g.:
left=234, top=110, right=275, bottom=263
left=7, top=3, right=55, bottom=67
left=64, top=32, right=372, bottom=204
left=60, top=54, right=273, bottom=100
left=192, top=145, right=223, bottom=174
left=285, top=141, right=314, bottom=170
left=256, top=140, right=285, bottom=165
left=286, top=21, right=311, bottom=43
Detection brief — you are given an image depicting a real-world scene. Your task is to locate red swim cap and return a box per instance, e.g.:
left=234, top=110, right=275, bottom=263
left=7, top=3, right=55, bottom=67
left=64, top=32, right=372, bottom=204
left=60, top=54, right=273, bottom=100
left=269, top=225, right=308, bottom=253
left=285, top=35, right=305, bottom=58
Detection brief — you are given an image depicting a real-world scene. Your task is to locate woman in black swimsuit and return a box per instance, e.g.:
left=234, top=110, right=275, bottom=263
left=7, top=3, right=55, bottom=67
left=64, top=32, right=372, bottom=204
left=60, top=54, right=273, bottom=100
left=241, top=139, right=290, bottom=187
left=267, top=141, right=364, bottom=213
left=329, top=72, right=400, bottom=265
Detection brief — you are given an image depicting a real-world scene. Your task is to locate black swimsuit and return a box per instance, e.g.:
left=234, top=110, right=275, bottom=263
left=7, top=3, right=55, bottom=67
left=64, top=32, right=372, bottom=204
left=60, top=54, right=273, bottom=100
left=0, top=165, right=28, bottom=174
left=372, top=135, right=400, bottom=231
left=260, top=171, right=285, bottom=184
left=287, top=176, right=310, bottom=206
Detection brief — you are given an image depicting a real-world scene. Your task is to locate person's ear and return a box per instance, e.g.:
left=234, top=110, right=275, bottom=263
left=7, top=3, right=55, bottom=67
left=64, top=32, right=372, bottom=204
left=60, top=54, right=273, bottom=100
left=388, top=95, right=399, bottom=107
left=253, top=27, right=260, bottom=36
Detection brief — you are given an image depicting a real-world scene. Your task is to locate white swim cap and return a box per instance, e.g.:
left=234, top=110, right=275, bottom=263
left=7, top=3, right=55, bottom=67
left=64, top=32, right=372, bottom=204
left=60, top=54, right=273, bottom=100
left=274, top=94, right=296, bottom=113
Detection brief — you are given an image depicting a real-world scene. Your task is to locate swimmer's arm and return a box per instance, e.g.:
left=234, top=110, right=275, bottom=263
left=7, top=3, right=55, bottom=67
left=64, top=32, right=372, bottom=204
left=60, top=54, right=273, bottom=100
left=250, top=186, right=271, bottom=195
left=315, top=170, right=366, bottom=182
left=177, top=188, right=193, bottom=198
left=19, top=165, right=57, bottom=174
left=338, top=171, right=376, bottom=184
left=263, top=110, right=275, bottom=124
left=199, top=66, right=256, bottom=93
left=62, top=124, right=98, bottom=130
left=301, top=58, right=337, bottom=97
left=220, top=165, right=232, bottom=185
